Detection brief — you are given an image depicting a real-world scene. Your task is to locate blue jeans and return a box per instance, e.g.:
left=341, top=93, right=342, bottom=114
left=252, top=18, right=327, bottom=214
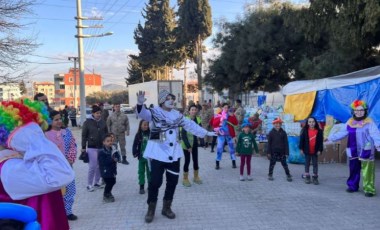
left=216, top=135, right=236, bottom=161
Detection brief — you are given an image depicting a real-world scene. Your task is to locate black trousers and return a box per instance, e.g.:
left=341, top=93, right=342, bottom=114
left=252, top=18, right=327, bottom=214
left=268, top=153, right=290, bottom=176
left=305, top=154, right=318, bottom=176
left=147, top=159, right=180, bottom=204
left=70, top=118, right=77, bottom=127
left=103, top=177, right=116, bottom=196
left=183, top=148, right=199, bottom=172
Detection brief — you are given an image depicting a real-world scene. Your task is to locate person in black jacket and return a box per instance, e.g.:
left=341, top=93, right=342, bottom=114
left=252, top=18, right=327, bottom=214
left=81, top=105, right=108, bottom=192
left=98, top=133, right=120, bottom=203
left=267, top=117, right=292, bottom=182
left=299, top=117, right=323, bottom=185
left=132, top=120, right=151, bottom=194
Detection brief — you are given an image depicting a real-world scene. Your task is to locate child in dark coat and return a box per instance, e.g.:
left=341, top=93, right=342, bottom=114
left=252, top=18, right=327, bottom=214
left=267, top=118, right=292, bottom=182
left=98, top=133, right=120, bottom=203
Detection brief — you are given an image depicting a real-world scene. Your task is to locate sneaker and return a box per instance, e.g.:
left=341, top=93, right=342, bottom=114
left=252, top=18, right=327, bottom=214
left=346, top=188, right=357, bottom=193
left=103, top=194, right=115, bottom=203
left=247, top=175, right=253, bottom=181
left=312, top=177, right=319, bottom=185
left=94, top=183, right=104, bottom=189
left=287, top=175, right=293, bottom=182
left=87, top=185, right=95, bottom=192
left=365, top=193, right=374, bottom=197
left=67, top=214, right=78, bottom=221
left=305, top=176, right=311, bottom=184
left=239, top=175, right=245, bottom=181
left=122, top=159, right=129, bottom=165
left=268, top=175, right=274, bottom=181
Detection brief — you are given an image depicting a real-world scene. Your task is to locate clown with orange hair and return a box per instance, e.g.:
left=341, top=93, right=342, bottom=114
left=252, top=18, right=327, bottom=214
left=0, top=99, right=74, bottom=229
left=327, top=99, right=380, bottom=197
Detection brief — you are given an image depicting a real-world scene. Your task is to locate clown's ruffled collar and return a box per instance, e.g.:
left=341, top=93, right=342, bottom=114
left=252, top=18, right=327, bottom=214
left=347, top=117, right=372, bottom=128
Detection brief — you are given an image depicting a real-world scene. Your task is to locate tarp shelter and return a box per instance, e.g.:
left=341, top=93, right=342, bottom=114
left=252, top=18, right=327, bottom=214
left=282, top=66, right=380, bottom=128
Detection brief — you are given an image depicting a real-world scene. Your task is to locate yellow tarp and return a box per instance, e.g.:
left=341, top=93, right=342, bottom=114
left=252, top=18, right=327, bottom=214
left=284, top=91, right=316, bottom=121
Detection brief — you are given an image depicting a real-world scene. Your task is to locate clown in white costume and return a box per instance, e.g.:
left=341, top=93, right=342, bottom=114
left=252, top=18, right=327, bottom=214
left=135, top=90, right=216, bottom=223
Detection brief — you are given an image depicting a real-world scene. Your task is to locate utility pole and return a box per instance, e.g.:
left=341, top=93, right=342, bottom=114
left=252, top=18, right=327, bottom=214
left=75, top=0, right=112, bottom=125
left=68, top=57, right=78, bottom=110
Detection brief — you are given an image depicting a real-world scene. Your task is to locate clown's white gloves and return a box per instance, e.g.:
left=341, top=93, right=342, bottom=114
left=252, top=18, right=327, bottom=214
left=136, top=91, right=146, bottom=105
left=206, top=131, right=218, bottom=137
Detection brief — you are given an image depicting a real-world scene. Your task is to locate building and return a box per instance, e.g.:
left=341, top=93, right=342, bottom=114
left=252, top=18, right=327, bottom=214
left=34, top=81, right=55, bottom=104
left=0, top=83, right=21, bottom=101
left=54, top=68, right=102, bottom=109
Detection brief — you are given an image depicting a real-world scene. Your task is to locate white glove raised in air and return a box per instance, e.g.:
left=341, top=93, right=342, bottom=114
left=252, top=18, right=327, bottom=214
left=136, top=91, right=146, bottom=105
left=206, top=131, right=217, bottom=137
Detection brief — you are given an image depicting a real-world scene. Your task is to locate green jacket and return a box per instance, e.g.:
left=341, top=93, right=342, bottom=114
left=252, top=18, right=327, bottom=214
left=181, top=116, right=202, bottom=149
left=236, top=132, right=255, bottom=155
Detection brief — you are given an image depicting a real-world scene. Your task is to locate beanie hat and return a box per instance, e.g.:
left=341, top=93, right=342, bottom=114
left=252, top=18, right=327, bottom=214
left=0, top=99, right=50, bottom=146
left=92, top=105, right=101, bottom=113
left=241, top=118, right=251, bottom=128
left=158, top=90, right=174, bottom=105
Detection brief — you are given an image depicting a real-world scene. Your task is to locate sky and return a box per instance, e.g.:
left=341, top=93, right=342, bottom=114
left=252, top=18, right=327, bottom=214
left=21, top=0, right=308, bottom=86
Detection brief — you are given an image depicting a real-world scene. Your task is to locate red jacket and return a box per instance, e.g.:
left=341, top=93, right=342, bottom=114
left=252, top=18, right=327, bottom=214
left=211, top=113, right=238, bottom=138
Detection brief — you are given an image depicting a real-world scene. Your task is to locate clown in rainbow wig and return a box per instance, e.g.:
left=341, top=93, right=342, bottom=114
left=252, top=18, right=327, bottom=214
left=327, top=99, right=380, bottom=197
left=0, top=99, right=74, bottom=229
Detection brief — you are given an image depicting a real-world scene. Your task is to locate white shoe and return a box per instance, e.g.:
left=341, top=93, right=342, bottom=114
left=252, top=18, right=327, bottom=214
left=239, top=175, right=245, bottom=181
left=247, top=175, right=253, bottom=181
left=87, top=185, right=95, bottom=192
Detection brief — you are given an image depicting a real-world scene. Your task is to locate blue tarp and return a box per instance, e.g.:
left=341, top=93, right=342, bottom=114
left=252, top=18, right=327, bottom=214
left=310, top=77, right=380, bottom=128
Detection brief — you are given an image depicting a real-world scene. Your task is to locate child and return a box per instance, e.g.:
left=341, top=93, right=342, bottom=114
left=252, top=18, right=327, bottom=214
left=45, top=110, right=78, bottom=220
left=236, top=121, right=255, bottom=181
left=132, top=120, right=151, bottom=194
left=299, top=117, right=323, bottom=185
left=98, top=134, right=120, bottom=203
left=267, top=117, right=292, bottom=182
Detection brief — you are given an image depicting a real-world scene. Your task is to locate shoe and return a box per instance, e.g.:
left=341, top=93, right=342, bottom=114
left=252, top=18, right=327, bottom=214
left=346, top=188, right=357, bottom=193
left=247, top=175, right=253, bottom=181
left=103, top=193, right=115, bottom=203
left=161, top=200, right=176, bottom=219
left=211, top=149, right=215, bottom=153
left=122, top=159, right=129, bottom=165
left=240, top=175, right=245, bottom=181
left=215, top=161, right=220, bottom=170
left=87, top=185, right=95, bottom=192
left=139, top=185, right=145, bottom=194
left=312, top=176, right=319, bottom=185
left=145, top=202, right=157, bottom=223
left=94, top=183, right=104, bottom=189
left=182, top=172, right=192, bottom=187
left=268, top=175, right=274, bottom=181
left=67, top=214, right=78, bottom=221
left=365, top=193, right=374, bottom=197
left=305, top=175, right=311, bottom=184
left=286, top=174, right=293, bottom=182
left=232, top=160, right=237, bottom=168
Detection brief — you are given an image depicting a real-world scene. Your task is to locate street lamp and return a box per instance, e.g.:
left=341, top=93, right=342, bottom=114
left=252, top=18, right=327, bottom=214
left=75, top=0, right=112, bottom=125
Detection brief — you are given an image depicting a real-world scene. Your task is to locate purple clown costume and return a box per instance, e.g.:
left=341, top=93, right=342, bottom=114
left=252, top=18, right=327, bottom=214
left=328, top=100, right=380, bottom=197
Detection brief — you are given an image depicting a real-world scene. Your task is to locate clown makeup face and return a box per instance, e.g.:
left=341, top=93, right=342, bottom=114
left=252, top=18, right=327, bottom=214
left=353, top=105, right=365, bottom=118
left=307, top=118, right=316, bottom=129
left=163, top=95, right=175, bottom=110
left=51, top=113, right=63, bottom=131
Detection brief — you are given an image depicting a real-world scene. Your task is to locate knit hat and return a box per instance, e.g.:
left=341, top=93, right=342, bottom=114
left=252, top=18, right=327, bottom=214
left=158, top=90, right=175, bottom=105
left=0, top=99, right=50, bottom=146
left=272, top=117, right=283, bottom=124
left=92, top=105, right=101, bottom=113
left=241, top=118, right=251, bottom=128
left=350, top=99, right=367, bottom=110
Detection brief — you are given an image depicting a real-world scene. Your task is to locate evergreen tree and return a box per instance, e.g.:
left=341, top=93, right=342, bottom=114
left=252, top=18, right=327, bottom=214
left=177, top=0, right=212, bottom=102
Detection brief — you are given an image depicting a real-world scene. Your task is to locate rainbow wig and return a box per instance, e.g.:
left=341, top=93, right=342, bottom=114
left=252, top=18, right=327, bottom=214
left=0, top=99, right=50, bottom=146
left=350, top=99, right=367, bottom=110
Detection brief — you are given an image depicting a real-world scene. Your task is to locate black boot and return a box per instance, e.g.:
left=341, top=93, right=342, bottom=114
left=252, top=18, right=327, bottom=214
left=215, top=161, right=220, bottom=170
left=232, top=160, right=237, bottom=168
left=122, top=156, right=129, bottom=165
left=312, top=175, right=319, bottom=185
left=145, top=202, right=157, bottom=223
left=139, top=184, right=145, bottom=194
left=161, top=200, right=176, bottom=219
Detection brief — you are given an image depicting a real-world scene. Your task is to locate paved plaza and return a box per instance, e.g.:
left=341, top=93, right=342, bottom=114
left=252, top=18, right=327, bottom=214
left=68, top=114, right=380, bottom=230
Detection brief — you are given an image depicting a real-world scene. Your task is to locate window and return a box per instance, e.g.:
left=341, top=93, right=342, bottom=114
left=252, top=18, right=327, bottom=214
left=69, top=77, right=73, bottom=82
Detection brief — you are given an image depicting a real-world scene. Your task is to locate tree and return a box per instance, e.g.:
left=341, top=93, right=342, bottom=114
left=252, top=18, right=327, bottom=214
left=19, top=80, right=27, bottom=95
left=177, top=0, right=212, bottom=102
left=0, top=0, right=38, bottom=82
